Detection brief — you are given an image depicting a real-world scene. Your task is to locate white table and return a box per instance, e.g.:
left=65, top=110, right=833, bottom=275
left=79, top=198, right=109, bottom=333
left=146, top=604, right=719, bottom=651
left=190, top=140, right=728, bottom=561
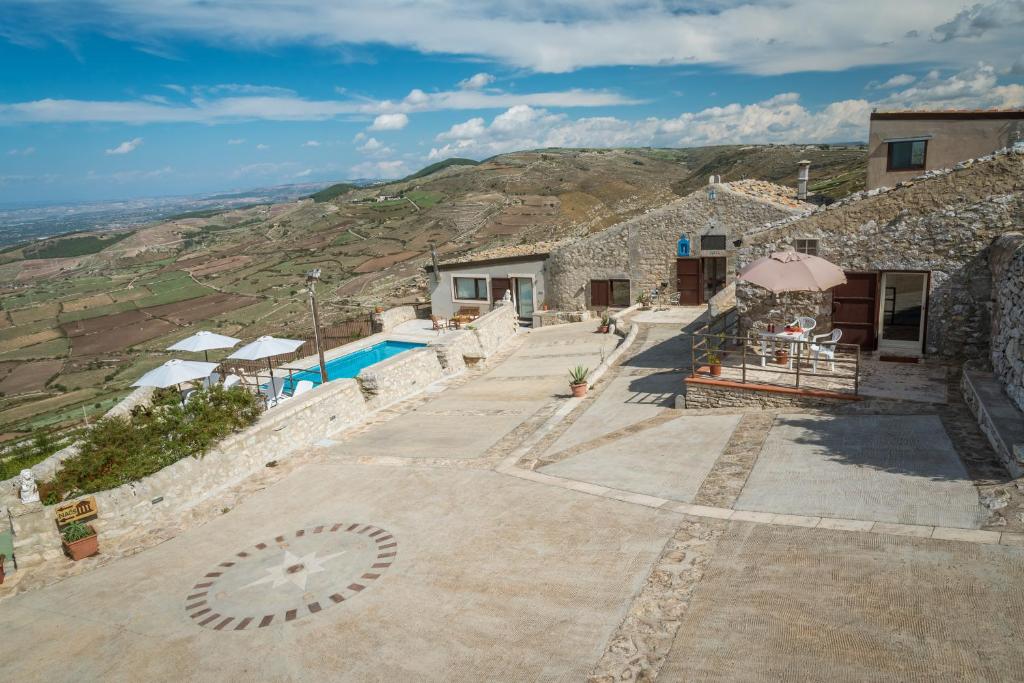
left=757, top=330, right=806, bottom=369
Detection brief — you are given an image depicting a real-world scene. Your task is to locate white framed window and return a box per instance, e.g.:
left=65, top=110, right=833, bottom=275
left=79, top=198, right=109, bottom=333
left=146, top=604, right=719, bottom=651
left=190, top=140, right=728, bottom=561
left=795, top=238, right=819, bottom=256
left=451, top=275, right=489, bottom=302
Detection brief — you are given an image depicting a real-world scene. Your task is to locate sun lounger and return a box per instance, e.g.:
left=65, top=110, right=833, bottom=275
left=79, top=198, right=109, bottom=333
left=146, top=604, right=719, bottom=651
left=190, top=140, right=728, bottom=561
left=222, top=374, right=242, bottom=389
left=260, top=376, right=288, bottom=406
left=292, top=380, right=315, bottom=397
left=201, top=371, right=221, bottom=389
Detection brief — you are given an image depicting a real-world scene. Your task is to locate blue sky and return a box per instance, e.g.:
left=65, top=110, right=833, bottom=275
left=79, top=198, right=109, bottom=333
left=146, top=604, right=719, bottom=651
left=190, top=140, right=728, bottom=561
left=1, top=1, right=1022, bottom=202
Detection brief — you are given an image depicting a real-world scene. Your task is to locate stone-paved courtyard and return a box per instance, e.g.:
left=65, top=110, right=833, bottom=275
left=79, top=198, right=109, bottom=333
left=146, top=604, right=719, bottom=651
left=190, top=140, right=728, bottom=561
left=3, top=313, right=1023, bottom=681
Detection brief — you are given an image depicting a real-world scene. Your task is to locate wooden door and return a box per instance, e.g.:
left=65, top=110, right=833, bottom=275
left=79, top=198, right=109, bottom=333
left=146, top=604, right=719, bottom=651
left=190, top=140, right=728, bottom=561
left=490, top=277, right=511, bottom=304
left=832, top=272, right=878, bottom=350
left=676, top=258, right=702, bottom=305
left=590, top=280, right=610, bottom=308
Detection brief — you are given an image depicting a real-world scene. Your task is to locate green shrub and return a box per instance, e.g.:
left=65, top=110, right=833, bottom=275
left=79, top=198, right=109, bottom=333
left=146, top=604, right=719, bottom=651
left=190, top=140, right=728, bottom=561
left=61, top=521, right=95, bottom=543
left=44, top=385, right=262, bottom=500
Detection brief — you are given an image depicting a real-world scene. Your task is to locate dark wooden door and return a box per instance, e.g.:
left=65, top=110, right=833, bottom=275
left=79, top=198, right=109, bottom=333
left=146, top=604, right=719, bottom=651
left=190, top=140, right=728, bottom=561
left=832, top=272, right=878, bottom=350
left=491, top=277, right=511, bottom=304
left=677, top=258, right=702, bottom=305
left=590, top=280, right=610, bottom=308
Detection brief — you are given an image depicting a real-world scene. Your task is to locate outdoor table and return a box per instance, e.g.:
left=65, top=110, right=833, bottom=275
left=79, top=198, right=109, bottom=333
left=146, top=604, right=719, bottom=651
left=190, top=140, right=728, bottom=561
left=757, top=330, right=805, bottom=369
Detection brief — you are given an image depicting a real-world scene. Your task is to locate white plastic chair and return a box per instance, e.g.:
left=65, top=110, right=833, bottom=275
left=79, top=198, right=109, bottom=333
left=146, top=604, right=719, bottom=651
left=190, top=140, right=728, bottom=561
left=790, top=316, right=817, bottom=339
left=810, top=329, right=842, bottom=372
left=292, top=380, right=315, bottom=397
left=201, top=371, right=221, bottom=389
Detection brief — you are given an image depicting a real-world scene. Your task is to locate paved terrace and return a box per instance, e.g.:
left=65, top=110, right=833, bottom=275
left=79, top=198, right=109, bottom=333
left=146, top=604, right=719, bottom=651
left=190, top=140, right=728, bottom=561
left=3, top=313, right=1023, bottom=681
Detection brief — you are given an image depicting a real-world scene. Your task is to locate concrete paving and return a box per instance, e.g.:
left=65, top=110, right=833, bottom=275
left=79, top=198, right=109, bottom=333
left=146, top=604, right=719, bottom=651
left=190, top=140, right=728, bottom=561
left=735, top=414, right=986, bottom=528
left=540, top=414, right=741, bottom=502
left=0, top=465, right=676, bottom=681
left=660, top=522, right=1024, bottom=681
left=340, top=322, right=613, bottom=461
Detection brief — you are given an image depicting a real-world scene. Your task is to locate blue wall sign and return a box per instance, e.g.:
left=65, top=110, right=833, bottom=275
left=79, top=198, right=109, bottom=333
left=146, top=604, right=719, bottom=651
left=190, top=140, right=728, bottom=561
left=676, top=234, right=691, bottom=257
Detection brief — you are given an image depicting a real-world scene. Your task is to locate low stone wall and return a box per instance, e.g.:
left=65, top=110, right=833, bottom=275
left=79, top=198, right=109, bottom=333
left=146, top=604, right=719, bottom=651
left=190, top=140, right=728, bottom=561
left=357, top=348, right=445, bottom=409
left=428, top=301, right=518, bottom=370
left=532, top=309, right=594, bottom=328
left=371, top=305, right=417, bottom=333
left=8, top=378, right=371, bottom=567
left=961, top=368, right=1024, bottom=479
left=681, top=377, right=860, bottom=410
left=989, top=233, right=1024, bottom=412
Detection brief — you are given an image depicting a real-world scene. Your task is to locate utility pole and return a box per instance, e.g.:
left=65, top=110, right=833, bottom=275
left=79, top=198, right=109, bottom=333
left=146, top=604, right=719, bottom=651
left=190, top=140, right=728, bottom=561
left=306, top=269, right=328, bottom=384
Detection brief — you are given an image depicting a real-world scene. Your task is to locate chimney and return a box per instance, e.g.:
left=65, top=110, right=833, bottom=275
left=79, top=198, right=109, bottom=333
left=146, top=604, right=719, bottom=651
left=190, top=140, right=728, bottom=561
left=428, top=241, right=441, bottom=284
left=796, top=160, right=811, bottom=201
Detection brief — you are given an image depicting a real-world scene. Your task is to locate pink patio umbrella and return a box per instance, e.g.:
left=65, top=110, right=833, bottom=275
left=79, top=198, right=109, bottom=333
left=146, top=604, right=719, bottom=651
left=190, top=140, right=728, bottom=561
left=737, top=250, right=846, bottom=293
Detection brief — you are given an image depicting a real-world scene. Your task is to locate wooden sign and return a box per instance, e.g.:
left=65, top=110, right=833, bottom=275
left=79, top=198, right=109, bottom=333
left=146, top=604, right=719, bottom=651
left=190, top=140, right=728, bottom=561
left=55, top=496, right=98, bottom=526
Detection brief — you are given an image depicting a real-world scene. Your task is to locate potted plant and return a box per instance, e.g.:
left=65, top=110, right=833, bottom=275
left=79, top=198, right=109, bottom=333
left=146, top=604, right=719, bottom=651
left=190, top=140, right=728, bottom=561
left=635, top=291, right=650, bottom=309
left=62, top=521, right=99, bottom=561
left=598, top=313, right=611, bottom=334
left=706, top=334, right=724, bottom=376
left=569, top=365, right=590, bottom=398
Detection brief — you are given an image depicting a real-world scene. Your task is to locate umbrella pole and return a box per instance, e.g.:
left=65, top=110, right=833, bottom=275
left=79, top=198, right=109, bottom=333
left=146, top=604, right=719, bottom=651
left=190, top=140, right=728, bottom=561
left=204, top=349, right=209, bottom=362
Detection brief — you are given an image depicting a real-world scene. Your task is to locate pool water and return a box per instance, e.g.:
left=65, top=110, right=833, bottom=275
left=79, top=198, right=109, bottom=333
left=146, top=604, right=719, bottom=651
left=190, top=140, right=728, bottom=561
left=284, top=340, right=425, bottom=392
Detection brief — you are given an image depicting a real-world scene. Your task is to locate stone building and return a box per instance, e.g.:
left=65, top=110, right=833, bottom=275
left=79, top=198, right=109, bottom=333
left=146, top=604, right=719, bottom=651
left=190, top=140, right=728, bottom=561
left=736, top=148, right=1024, bottom=361
left=545, top=180, right=809, bottom=311
left=866, top=110, right=1024, bottom=190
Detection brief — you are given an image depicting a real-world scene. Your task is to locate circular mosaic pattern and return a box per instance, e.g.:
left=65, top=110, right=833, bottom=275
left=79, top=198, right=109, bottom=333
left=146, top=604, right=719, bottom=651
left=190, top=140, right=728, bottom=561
left=185, top=523, right=397, bottom=630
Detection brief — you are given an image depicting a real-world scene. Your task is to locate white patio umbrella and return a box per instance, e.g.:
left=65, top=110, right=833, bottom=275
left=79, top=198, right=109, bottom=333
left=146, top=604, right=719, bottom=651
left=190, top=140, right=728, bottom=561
left=167, top=330, right=241, bottom=362
left=227, top=335, right=306, bottom=378
left=737, top=251, right=846, bottom=293
left=132, top=359, right=220, bottom=389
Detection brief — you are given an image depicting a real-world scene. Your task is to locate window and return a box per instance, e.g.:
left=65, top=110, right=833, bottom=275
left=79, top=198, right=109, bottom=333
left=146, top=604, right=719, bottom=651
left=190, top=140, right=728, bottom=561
left=795, top=239, right=819, bottom=256
left=700, top=234, right=727, bottom=251
left=453, top=276, right=488, bottom=301
left=610, top=279, right=631, bottom=307
left=887, top=140, right=927, bottom=171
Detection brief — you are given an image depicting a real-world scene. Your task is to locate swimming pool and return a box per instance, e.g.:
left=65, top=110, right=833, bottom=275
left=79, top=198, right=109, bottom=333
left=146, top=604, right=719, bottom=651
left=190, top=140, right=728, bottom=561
left=284, top=340, right=425, bottom=391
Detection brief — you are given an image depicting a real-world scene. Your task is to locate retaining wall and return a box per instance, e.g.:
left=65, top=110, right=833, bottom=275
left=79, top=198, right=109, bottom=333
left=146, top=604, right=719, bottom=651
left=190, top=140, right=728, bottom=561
left=989, top=233, right=1024, bottom=411
left=681, top=377, right=860, bottom=410
left=371, top=305, right=417, bottom=333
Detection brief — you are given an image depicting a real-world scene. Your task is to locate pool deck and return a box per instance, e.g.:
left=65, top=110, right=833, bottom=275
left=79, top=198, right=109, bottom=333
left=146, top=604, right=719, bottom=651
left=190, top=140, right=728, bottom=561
left=282, top=318, right=452, bottom=374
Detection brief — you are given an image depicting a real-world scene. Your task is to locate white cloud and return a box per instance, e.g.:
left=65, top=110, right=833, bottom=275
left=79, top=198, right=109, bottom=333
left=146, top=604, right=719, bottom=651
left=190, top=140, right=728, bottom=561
left=0, top=88, right=635, bottom=125
left=871, top=73, right=917, bottom=89
left=9, top=1, right=1023, bottom=75
left=86, top=166, right=173, bottom=183
left=7, top=146, right=35, bottom=156
left=256, top=143, right=269, bottom=150
left=357, top=137, right=393, bottom=155
left=458, top=72, right=495, bottom=90
left=295, top=168, right=312, bottom=178
left=427, top=62, right=1024, bottom=162
left=369, top=113, right=409, bottom=130
left=302, top=140, right=321, bottom=147
left=227, top=138, right=246, bottom=144
left=105, top=137, right=143, bottom=155
left=349, top=159, right=409, bottom=178
left=229, top=161, right=298, bottom=179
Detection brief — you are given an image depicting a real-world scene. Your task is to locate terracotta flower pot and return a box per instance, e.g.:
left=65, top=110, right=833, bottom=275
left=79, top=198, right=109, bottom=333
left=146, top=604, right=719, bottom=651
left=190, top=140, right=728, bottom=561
left=570, top=382, right=588, bottom=398
left=64, top=532, right=99, bottom=561
left=598, top=325, right=609, bottom=334
left=709, top=363, right=722, bottom=377
left=775, top=350, right=789, bottom=365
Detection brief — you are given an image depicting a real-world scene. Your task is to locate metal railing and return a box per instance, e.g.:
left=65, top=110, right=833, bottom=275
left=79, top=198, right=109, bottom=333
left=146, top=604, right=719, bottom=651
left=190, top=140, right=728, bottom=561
left=691, top=331, right=861, bottom=395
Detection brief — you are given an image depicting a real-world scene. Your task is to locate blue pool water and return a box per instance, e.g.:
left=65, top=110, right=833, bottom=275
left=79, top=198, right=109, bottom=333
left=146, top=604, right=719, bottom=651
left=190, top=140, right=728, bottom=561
left=284, top=340, right=425, bottom=392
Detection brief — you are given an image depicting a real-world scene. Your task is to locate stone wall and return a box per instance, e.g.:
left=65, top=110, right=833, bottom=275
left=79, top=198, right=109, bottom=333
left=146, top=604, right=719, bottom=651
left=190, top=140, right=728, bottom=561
left=357, top=348, right=445, bottom=408
left=989, top=233, right=1024, bottom=411
left=736, top=150, right=1024, bottom=361
left=681, top=378, right=860, bottom=410
left=546, top=186, right=800, bottom=310
left=371, top=305, right=417, bottom=333
left=428, top=301, right=518, bottom=372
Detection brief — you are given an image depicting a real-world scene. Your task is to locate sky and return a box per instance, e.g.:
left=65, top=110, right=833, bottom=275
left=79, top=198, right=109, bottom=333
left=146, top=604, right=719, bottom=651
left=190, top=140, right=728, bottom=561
left=1, top=0, right=1023, bottom=203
